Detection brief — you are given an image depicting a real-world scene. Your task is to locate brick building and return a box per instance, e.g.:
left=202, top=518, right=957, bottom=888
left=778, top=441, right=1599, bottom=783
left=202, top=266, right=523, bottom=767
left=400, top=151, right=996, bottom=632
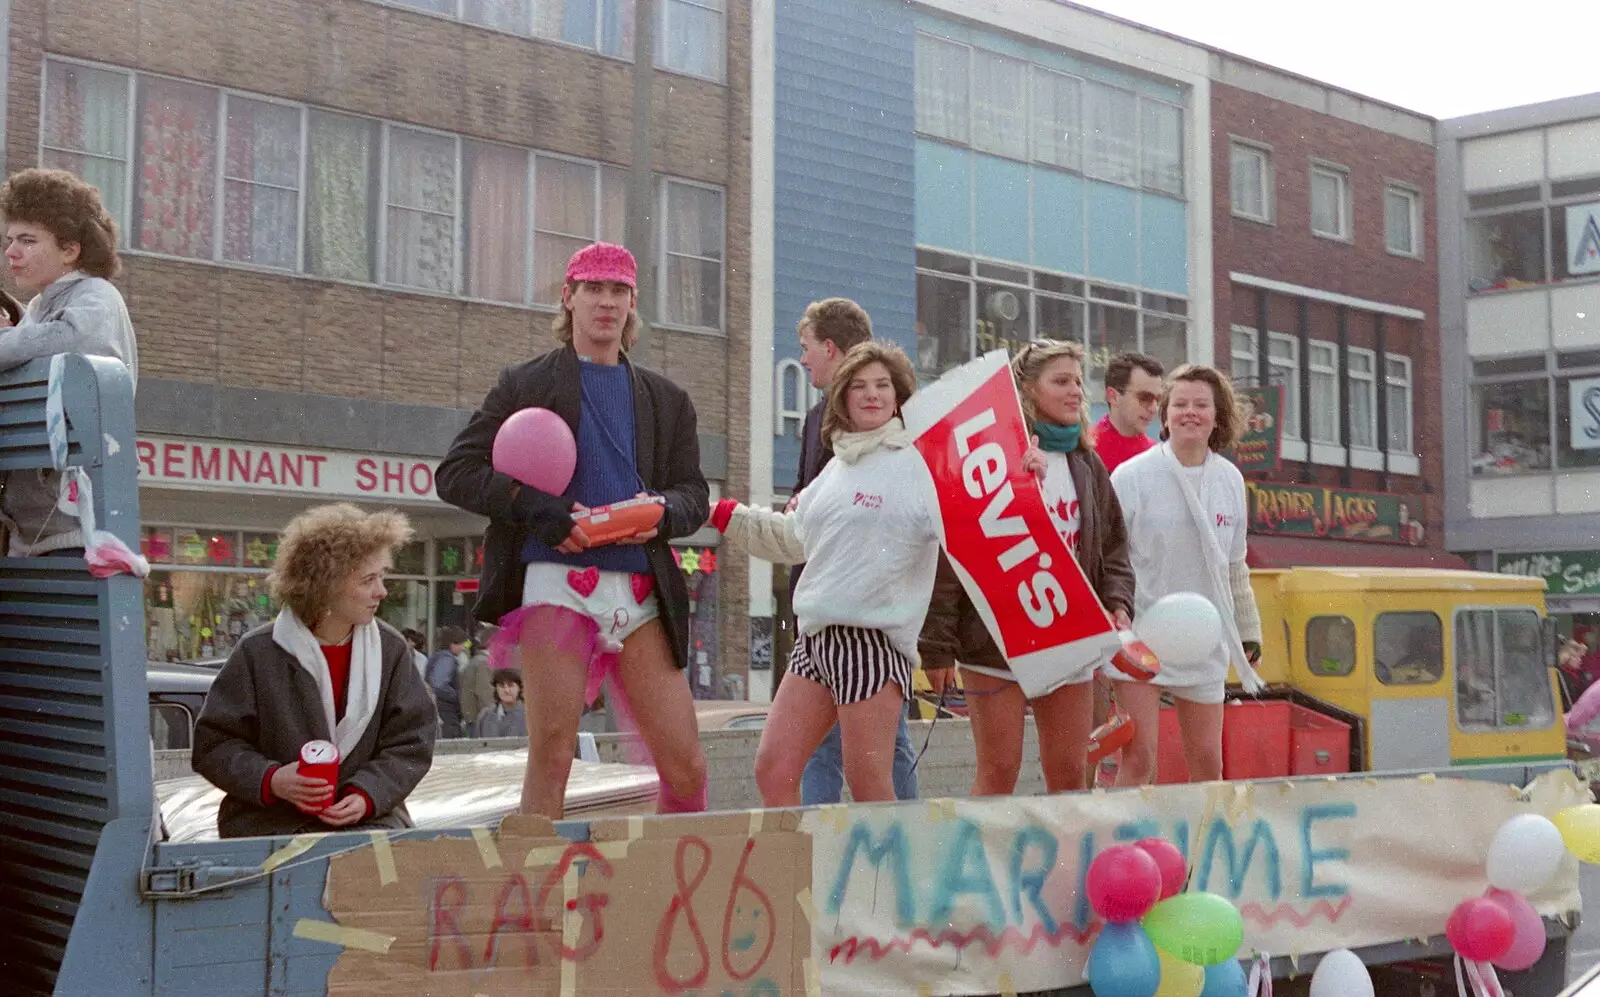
left=1209, top=57, right=1458, bottom=570
left=3, top=0, right=752, bottom=693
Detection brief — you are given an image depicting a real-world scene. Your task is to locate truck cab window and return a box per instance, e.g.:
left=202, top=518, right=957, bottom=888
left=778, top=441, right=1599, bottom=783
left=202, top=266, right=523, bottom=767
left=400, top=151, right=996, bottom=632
left=1374, top=612, right=1443, bottom=686
left=1306, top=615, right=1356, bottom=676
left=1456, top=608, right=1556, bottom=731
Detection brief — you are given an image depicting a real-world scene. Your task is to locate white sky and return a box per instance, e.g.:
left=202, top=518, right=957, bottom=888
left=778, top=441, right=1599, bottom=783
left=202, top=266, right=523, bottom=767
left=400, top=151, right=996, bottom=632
left=1073, top=0, right=1598, bottom=120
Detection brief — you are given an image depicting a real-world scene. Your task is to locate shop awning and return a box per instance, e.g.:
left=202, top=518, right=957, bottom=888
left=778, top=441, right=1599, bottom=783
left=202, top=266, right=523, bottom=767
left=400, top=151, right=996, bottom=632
left=1247, top=536, right=1470, bottom=571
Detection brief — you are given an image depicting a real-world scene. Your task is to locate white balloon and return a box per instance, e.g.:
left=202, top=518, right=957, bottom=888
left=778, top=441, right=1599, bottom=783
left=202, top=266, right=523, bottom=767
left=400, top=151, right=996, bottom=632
left=1134, top=592, right=1224, bottom=668
left=1309, top=949, right=1373, bottom=997
left=1487, top=814, right=1567, bottom=894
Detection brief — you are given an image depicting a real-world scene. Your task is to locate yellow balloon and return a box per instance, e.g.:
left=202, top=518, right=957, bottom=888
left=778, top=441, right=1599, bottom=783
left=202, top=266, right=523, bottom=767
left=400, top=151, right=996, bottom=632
left=1553, top=805, right=1600, bottom=863
left=1155, top=947, right=1206, bottom=997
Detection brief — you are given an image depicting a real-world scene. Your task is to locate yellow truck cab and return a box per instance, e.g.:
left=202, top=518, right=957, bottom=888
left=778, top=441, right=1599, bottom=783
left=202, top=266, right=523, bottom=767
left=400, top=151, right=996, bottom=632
left=1249, top=567, right=1564, bottom=771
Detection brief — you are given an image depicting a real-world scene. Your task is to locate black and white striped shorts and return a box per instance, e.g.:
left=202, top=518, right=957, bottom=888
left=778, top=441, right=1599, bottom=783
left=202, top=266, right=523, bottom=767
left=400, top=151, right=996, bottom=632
left=786, top=626, right=913, bottom=706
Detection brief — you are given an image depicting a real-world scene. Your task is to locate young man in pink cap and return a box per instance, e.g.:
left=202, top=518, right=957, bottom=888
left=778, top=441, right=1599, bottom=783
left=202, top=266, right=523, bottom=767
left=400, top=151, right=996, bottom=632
left=437, top=242, right=710, bottom=818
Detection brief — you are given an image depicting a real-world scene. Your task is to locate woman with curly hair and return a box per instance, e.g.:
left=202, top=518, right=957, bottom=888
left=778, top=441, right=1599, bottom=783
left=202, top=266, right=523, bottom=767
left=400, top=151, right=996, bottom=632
left=0, top=168, right=137, bottom=556
left=192, top=504, right=438, bottom=838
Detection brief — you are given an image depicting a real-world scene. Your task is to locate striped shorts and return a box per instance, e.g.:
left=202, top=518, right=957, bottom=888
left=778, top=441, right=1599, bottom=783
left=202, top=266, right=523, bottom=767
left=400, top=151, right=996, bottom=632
left=786, top=626, right=912, bottom=706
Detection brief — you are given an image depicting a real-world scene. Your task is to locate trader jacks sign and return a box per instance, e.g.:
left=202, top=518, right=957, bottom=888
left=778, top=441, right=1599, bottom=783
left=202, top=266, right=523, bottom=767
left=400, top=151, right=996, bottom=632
left=1245, top=482, right=1425, bottom=545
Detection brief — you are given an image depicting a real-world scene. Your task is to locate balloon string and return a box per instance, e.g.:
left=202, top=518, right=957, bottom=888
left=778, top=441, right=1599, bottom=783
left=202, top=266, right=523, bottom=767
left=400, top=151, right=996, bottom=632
left=1247, top=952, right=1272, bottom=997
left=1456, top=956, right=1504, bottom=997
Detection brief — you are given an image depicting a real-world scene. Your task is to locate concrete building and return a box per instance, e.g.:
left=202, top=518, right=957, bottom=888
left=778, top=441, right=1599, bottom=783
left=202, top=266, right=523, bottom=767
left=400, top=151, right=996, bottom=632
left=1438, top=94, right=1600, bottom=644
left=6, top=0, right=751, bottom=693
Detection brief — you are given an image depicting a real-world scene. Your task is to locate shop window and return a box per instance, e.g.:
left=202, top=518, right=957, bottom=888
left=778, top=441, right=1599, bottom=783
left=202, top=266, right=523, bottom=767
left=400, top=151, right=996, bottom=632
left=1557, top=374, right=1600, bottom=470
left=435, top=537, right=477, bottom=577
left=1471, top=379, right=1551, bottom=475
left=1455, top=608, right=1556, bottom=731
left=1306, top=616, right=1356, bottom=677
left=1554, top=201, right=1600, bottom=283
left=141, top=527, right=174, bottom=564
left=149, top=703, right=194, bottom=751
left=242, top=532, right=278, bottom=569
left=1035, top=295, right=1086, bottom=352
left=1466, top=209, right=1546, bottom=292
left=1373, top=611, right=1442, bottom=686
left=393, top=540, right=428, bottom=576
left=172, top=529, right=239, bottom=567
left=146, top=571, right=276, bottom=662
left=915, top=271, right=972, bottom=382
left=975, top=281, right=1029, bottom=357
left=382, top=578, right=433, bottom=639
left=676, top=545, right=723, bottom=697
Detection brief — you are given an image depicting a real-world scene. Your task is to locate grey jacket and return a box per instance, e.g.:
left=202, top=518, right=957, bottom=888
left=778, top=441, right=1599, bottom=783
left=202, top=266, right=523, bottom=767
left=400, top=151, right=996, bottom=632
left=473, top=701, right=528, bottom=739
left=192, top=620, right=437, bottom=838
left=0, top=273, right=138, bottom=554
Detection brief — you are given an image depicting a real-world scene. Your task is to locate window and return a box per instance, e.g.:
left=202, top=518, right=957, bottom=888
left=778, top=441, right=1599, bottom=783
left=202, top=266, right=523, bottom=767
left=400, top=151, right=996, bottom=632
left=1139, top=99, right=1183, bottom=196
left=385, top=127, right=458, bottom=293
left=149, top=703, right=195, bottom=751
left=41, top=62, right=130, bottom=232
left=1084, top=82, right=1137, bottom=186
left=533, top=0, right=635, bottom=59
left=659, top=0, right=724, bottom=80
left=1374, top=611, right=1442, bottom=686
left=661, top=180, right=724, bottom=330
left=223, top=96, right=302, bottom=271
left=1310, top=162, right=1350, bottom=240
left=1306, top=616, right=1356, bottom=677
left=1227, top=327, right=1299, bottom=440
left=135, top=77, right=218, bottom=259
left=1088, top=301, right=1138, bottom=392
left=1385, top=356, right=1413, bottom=453
left=1229, top=141, right=1271, bottom=222
left=1347, top=349, right=1377, bottom=450
left=464, top=0, right=532, bottom=33
left=464, top=140, right=530, bottom=303
left=1032, top=68, right=1080, bottom=171
left=1308, top=341, right=1339, bottom=445
left=1230, top=327, right=1257, bottom=383
left=1455, top=609, right=1556, bottom=731
left=306, top=111, right=379, bottom=283
left=1556, top=373, right=1600, bottom=471
left=533, top=156, right=628, bottom=305
left=971, top=50, right=1028, bottom=160
left=1385, top=183, right=1421, bottom=257
left=915, top=270, right=972, bottom=381
left=1466, top=209, right=1545, bottom=291
left=915, top=33, right=968, bottom=144
left=1471, top=378, right=1550, bottom=475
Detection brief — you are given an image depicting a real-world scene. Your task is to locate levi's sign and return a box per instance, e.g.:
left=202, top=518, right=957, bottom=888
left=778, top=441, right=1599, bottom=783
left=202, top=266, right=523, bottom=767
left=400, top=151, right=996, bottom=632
left=903, top=351, right=1121, bottom=698
left=136, top=435, right=443, bottom=504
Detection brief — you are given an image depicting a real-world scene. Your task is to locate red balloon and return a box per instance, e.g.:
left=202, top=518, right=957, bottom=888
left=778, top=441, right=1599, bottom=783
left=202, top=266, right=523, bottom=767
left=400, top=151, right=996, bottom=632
left=1086, top=844, right=1163, bottom=923
left=1446, top=897, right=1515, bottom=963
left=1135, top=837, right=1188, bottom=900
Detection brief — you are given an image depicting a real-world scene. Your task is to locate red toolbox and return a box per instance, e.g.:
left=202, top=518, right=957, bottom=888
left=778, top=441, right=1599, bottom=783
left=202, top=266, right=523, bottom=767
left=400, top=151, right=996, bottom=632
left=1289, top=702, right=1351, bottom=776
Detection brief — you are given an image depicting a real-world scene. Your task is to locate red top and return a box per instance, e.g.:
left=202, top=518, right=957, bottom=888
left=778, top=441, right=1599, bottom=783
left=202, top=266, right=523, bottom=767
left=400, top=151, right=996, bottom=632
left=1092, top=415, right=1155, bottom=474
left=321, top=642, right=353, bottom=722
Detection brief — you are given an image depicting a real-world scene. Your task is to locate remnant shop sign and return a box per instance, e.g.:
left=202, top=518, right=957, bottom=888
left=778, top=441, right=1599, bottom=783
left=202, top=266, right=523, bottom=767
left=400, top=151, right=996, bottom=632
left=136, top=436, right=442, bottom=504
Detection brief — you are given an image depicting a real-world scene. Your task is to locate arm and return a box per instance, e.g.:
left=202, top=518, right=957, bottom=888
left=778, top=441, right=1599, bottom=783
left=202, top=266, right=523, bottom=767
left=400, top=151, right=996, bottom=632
left=435, top=367, right=575, bottom=546
left=653, top=391, right=711, bottom=540
left=1229, top=561, right=1263, bottom=645
left=0, top=281, right=133, bottom=372
left=1091, top=458, right=1135, bottom=618
left=1569, top=678, right=1600, bottom=731
left=917, top=552, right=966, bottom=670
left=191, top=652, right=277, bottom=804
left=345, top=644, right=439, bottom=816
left=710, top=499, right=807, bottom=565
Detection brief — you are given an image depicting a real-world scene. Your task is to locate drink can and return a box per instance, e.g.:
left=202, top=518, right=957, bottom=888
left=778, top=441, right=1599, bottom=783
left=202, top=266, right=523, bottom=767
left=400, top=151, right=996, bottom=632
left=299, top=739, right=340, bottom=789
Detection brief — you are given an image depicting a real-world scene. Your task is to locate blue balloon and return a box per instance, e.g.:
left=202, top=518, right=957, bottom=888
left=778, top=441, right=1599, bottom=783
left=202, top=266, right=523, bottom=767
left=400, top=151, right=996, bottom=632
left=1201, top=959, right=1249, bottom=997
left=1087, top=922, right=1161, bottom=997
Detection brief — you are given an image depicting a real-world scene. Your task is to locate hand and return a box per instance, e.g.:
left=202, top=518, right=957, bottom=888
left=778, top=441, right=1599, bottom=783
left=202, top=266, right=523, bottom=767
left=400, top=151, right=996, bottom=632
left=784, top=493, right=800, bottom=514
left=316, top=793, right=370, bottom=828
left=1021, top=435, right=1046, bottom=479
left=270, top=762, right=335, bottom=813
left=1113, top=608, right=1131, bottom=630
left=1243, top=641, right=1262, bottom=665
left=924, top=665, right=956, bottom=696
left=557, top=504, right=592, bottom=555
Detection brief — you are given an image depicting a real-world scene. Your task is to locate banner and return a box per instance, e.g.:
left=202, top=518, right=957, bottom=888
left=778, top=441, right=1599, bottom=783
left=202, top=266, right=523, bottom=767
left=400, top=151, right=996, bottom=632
left=1497, top=549, right=1600, bottom=597
left=902, top=351, right=1122, bottom=698
left=1228, top=385, right=1283, bottom=473
left=1245, top=481, right=1425, bottom=545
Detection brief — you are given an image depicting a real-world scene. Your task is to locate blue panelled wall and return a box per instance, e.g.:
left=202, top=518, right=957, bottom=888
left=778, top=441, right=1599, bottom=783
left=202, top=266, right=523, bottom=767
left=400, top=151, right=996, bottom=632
left=771, top=0, right=917, bottom=491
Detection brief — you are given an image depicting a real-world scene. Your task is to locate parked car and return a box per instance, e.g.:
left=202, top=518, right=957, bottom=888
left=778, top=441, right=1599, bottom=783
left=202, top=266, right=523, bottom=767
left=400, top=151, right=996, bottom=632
left=147, top=660, right=215, bottom=751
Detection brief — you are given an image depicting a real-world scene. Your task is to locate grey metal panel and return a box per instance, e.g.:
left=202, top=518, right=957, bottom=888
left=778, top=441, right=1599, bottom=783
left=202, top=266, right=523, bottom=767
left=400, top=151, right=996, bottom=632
left=772, top=0, right=917, bottom=488
left=1369, top=696, right=1453, bottom=770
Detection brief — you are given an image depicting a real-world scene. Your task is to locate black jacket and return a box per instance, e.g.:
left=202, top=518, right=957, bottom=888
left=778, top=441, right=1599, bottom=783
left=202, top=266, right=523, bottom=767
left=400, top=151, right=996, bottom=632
left=787, top=401, right=830, bottom=601
left=435, top=346, right=710, bottom=671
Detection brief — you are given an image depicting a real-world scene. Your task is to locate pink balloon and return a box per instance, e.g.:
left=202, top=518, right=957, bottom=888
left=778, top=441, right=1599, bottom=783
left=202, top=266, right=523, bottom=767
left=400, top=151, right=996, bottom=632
left=1086, top=844, right=1163, bottom=923
left=493, top=408, right=576, bottom=495
left=1446, top=897, right=1515, bottom=963
left=1486, top=888, right=1546, bottom=972
left=1134, top=837, right=1188, bottom=900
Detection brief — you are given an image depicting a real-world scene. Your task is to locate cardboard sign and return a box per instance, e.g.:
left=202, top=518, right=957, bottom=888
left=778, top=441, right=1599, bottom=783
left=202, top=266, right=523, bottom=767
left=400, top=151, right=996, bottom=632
left=902, top=350, right=1122, bottom=698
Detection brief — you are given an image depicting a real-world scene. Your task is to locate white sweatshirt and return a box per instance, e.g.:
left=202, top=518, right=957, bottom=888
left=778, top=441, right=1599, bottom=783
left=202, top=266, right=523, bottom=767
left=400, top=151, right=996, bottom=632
left=723, top=420, right=940, bottom=664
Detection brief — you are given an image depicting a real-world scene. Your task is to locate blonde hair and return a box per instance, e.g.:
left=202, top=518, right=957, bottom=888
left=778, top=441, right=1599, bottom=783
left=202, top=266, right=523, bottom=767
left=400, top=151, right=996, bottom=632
left=1159, top=363, right=1243, bottom=452
left=821, top=342, right=917, bottom=443
left=1011, top=339, right=1092, bottom=453
left=552, top=282, right=641, bottom=352
left=269, top=504, right=413, bottom=624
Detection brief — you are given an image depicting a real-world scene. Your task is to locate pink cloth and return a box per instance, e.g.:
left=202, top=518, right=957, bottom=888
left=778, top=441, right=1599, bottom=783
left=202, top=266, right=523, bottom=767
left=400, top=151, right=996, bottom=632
left=1568, top=677, right=1600, bottom=732
left=565, top=242, right=637, bottom=288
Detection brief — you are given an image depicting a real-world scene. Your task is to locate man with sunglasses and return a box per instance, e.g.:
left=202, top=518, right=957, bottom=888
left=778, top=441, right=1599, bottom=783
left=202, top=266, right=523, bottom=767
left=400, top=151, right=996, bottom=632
left=1093, top=352, right=1165, bottom=473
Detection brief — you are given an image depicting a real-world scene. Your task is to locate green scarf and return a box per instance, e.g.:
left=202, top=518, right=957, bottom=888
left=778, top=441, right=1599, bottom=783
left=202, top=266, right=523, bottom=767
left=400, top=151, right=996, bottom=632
left=1033, top=421, right=1081, bottom=453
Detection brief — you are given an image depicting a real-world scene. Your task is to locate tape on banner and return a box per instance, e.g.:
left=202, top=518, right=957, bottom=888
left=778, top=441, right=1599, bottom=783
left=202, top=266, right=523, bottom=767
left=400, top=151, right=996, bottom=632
left=940, top=798, right=956, bottom=821
left=749, top=810, right=764, bottom=837
left=796, top=887, right=817, bottom=926
left=262, top=834, right=322, bottom=873
left=293, top=918, right=396, bottom=954
left=629, top=815, right=645, bottom=841
left=803, top=956, right=821, bottom=997
left=472, top=827, right=502, bottom=869
left=916, top=984, right=933, bottom=997
left=820, top=805, right=848, bottom=832
left=1363, top=778, right=1379, bottom=789
left=369, top=830, right=397, bottom=886
left=1418, top=773, right=1437, bottom=785
left=560, top=867, right=581, bottom=997
left=997, top=970, right=1017, bottom=997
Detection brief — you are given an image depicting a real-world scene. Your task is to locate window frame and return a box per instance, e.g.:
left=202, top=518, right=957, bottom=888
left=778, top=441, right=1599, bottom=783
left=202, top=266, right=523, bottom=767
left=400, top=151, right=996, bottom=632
left=657, top=0, right=728, bottom=83
left=1385, top=354, right=1415, bottom=453
left=1346, top=346, right=1379, bottom=452
left=1229, top=138, right=1273, bottom=224
left=39, top=59, right=136, bottom=242
left=149, top=702, right=196, bottom=751
left=1384, top=180, right=1423, bottom=259
left=1374, top=610, right=1444, bottom=688
left=1305, top=614, right=1357, bottom=678
left=379, top=122, right=464, bottom=294
left=1307, top=339, right=1340, bottom=446
left=1309, top=159, right=1353, bottom=242
left=657, top=175, right=727, bottom=335
left=1451, top=606, right=1557, bottom=734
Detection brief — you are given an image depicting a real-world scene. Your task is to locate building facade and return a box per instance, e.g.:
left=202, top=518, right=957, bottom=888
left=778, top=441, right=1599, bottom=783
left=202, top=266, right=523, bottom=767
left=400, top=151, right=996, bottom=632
left=1209, top=58, right=1454, bottom=570
left=7, top=0, right=752, bottom=695
left=1438, top=94, right=1600, bottom=646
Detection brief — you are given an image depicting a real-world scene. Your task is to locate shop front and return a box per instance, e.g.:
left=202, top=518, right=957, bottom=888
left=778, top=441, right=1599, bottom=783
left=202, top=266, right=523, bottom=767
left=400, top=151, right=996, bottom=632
left=1242, top=481, right=1466, bottom=570
left=136, top=436, right=724, bottom=683
left=1495, top=551, right=1600, bottom=658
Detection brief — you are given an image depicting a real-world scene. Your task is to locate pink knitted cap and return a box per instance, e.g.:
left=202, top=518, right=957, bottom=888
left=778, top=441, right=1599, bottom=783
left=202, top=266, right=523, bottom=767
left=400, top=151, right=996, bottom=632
left=565, top=242, right=637, bottom=288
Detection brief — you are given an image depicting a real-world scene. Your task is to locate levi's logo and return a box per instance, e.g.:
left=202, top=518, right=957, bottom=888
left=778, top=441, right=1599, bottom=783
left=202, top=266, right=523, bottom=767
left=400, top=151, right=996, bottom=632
left=852, top=491, right=883, bottom=509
